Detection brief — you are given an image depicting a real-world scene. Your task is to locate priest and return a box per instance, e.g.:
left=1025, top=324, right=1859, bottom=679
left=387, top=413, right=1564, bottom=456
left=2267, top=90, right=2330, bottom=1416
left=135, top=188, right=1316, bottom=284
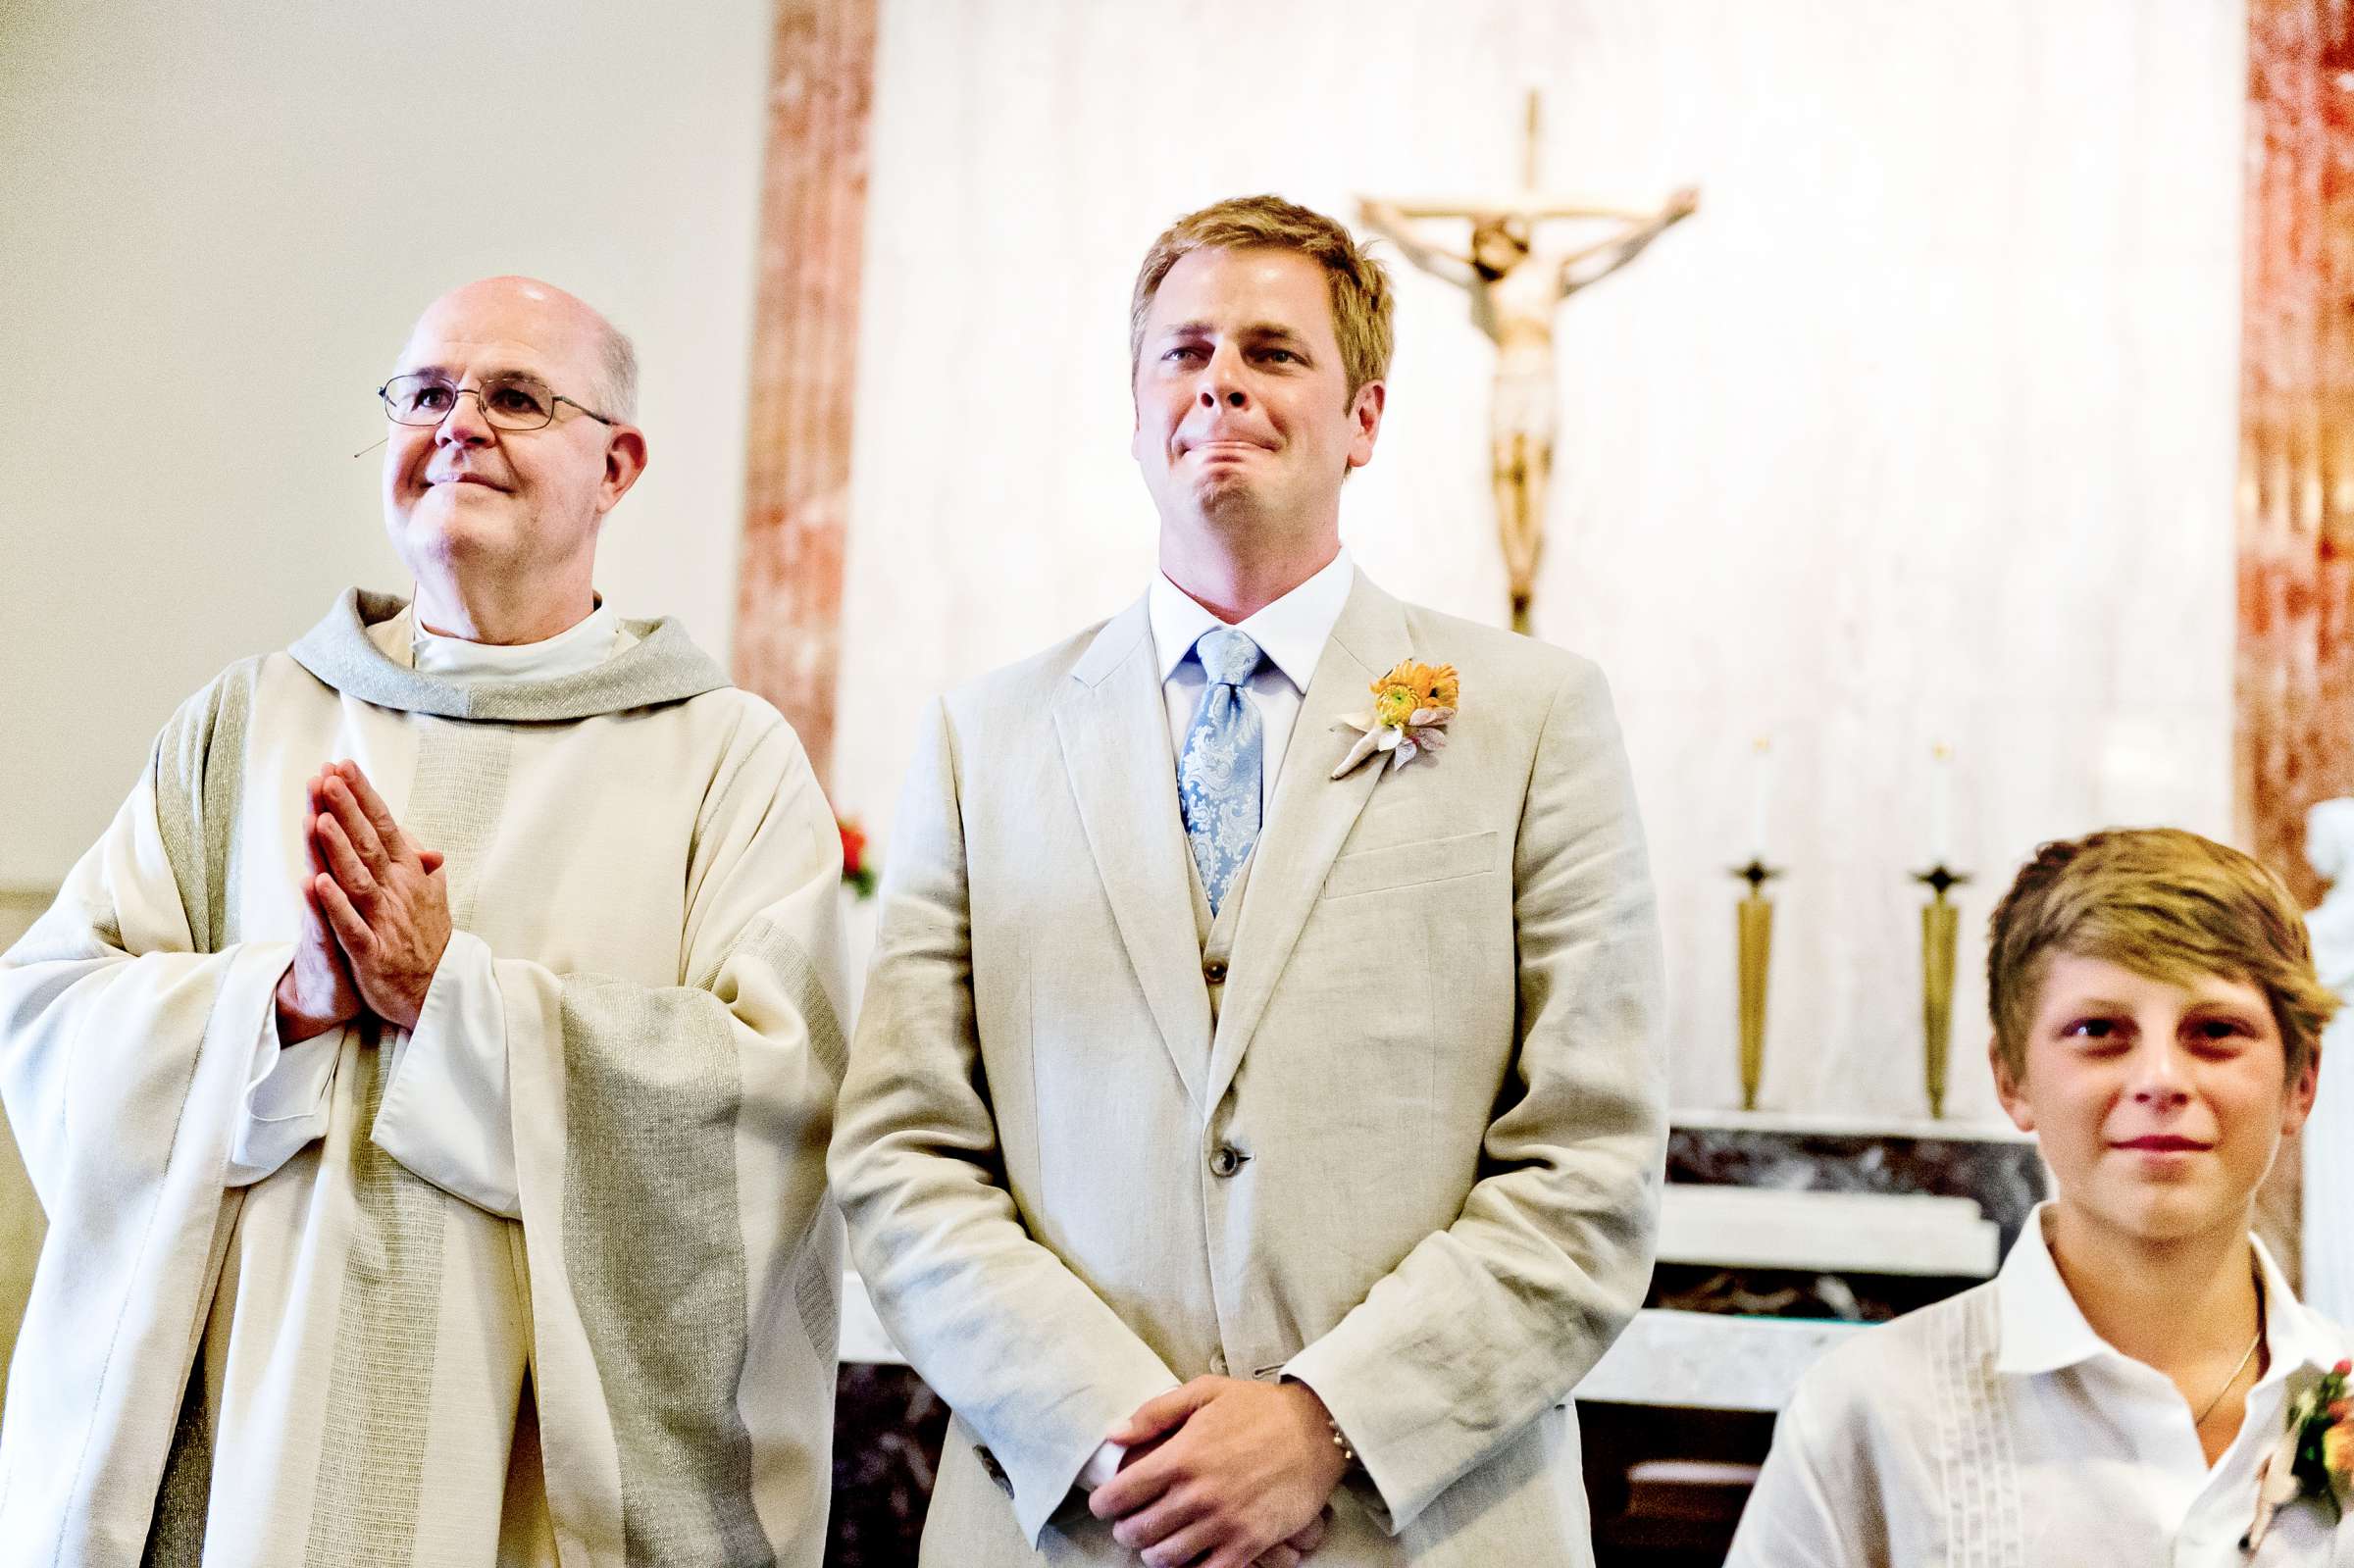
left=0, top=278, right=848, bottom=1567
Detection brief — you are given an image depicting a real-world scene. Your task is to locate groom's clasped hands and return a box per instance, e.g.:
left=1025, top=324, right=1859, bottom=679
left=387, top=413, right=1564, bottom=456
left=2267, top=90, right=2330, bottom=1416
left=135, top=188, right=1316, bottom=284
left=1091, top=1376, right=1345, bottom=1568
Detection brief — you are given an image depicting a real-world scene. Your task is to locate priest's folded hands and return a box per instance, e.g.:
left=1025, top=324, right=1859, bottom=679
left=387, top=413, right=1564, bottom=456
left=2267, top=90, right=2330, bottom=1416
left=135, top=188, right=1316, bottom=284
left=300, top=758, right=451, bottom=1033
left=275, top=760, right=448, bottom=1040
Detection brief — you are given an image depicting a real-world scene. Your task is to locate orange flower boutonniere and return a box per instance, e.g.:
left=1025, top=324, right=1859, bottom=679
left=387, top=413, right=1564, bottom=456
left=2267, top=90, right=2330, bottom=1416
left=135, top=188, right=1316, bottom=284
left=2244, top=1358, right=2352, bottom=1553
left=1332, top=660, right=1459, bottom=780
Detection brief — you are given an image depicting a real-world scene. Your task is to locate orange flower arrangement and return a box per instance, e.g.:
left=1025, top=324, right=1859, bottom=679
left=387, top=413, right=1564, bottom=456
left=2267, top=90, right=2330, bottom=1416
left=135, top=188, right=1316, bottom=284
left=1333, top=658, right=1461, bottom=779
left=1370, top=661, right=1460, bottom=729
left=2245, top=1357, right=2353, bottom=1549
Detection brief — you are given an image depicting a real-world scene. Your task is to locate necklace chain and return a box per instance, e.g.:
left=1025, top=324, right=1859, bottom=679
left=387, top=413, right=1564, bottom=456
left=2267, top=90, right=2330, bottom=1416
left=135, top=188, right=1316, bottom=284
left=2193, top=1258, right=2270, bottom=1428
left=2194, top=1326, right=2264, bottom=1426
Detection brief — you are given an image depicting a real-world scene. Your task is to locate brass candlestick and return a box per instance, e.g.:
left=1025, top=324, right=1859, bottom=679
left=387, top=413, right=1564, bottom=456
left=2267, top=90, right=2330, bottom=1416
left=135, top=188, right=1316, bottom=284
left=1732, top=859, right=1782, bottom=1111
left=1914, top=864, right=1970, bottom=1119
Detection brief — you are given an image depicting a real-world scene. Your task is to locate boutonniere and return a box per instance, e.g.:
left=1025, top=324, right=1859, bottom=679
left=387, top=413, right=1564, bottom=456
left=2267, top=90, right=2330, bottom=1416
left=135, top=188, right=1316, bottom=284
left=2243, top=1358, right=2352, bottom=1554
left=1331, top=660, right=1459, bottom=779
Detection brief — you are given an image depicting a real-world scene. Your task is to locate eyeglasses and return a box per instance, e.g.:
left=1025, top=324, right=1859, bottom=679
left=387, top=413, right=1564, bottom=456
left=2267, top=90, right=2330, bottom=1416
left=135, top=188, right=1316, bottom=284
left=377, top=373, right=618, bottom=431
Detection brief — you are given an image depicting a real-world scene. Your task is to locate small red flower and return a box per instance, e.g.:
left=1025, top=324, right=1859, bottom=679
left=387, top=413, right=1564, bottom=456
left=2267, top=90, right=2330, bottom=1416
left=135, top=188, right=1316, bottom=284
left=2336, top=1360, right=2353, bottom=1378
left=836, top=817, right=879, bottom=899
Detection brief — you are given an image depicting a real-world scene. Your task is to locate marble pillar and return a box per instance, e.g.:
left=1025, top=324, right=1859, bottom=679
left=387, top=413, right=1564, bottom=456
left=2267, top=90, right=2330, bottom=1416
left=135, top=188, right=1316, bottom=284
left=735, top=0, right=878, bottom=787
left=2239, top=0, right=2354, bottom=1281
left=2306, top=848, right=2354, bottom=1325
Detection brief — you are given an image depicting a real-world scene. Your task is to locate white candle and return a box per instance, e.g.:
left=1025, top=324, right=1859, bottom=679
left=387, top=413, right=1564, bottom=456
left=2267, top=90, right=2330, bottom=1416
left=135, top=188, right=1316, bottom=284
left=1929, top=743, right=1954, bottom=866
left=1748, top=737, right=1771, bottom=863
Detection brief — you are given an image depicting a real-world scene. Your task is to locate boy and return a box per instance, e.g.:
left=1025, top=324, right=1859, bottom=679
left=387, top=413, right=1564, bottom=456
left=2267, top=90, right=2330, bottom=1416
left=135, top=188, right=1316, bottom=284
left=1729, top=828, right=2349, bottom=1565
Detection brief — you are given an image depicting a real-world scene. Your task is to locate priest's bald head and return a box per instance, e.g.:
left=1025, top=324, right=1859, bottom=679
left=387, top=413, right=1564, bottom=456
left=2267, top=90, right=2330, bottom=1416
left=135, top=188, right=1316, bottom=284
left=379, top=277, right=647, bottom=644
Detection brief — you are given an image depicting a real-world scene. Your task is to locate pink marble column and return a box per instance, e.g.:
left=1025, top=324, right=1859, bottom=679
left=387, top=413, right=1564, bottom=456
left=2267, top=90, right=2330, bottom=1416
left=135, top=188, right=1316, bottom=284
left=735, top=0, right=879, bottom=788
left=2238, top=0, right=2354, bottom=1282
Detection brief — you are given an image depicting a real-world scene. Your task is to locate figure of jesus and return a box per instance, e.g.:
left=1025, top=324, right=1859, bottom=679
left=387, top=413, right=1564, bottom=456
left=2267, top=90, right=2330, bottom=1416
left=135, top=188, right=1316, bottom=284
left=1359, top=185, right=1696, bottom=632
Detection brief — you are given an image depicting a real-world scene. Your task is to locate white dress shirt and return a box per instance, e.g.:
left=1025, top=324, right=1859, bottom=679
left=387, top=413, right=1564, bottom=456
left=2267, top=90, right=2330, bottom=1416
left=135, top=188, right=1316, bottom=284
left=1728, top=1204, right=2354, bottom=1567
left=228, top=600, right=627, bottom=1217
left=1146, top=547, right=1356, bottom=829
left=1072, top=550, right=1355, bottom=1493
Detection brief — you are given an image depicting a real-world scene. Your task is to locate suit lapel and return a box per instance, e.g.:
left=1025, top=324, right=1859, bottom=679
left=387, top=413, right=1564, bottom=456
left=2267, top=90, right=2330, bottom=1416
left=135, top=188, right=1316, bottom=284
left=1205, top=573, right=1410, bottom=1106
left=1051, top=598, right=1214, bottom=1110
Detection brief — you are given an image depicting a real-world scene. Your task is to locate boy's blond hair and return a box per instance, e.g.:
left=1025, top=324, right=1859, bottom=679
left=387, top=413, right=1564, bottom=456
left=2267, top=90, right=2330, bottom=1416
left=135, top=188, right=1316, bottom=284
left=1128, top=194, right=1395, bottom=401
left=1986, top=828, right=2336, bottom=1083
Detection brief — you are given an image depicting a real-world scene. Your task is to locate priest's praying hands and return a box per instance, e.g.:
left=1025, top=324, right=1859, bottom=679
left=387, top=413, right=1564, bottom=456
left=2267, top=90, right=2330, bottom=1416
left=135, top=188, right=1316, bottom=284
left=306, top=758, right=450, bottom=1031
left=272, top=769, right=366, bottom=1043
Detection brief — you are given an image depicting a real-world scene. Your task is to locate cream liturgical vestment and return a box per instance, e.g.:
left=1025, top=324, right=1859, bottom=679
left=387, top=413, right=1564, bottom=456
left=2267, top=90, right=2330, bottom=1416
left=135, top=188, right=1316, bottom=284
left=0, top=590, right=849, bottom=1568
left=832, top=569, right=1668, bottom=1566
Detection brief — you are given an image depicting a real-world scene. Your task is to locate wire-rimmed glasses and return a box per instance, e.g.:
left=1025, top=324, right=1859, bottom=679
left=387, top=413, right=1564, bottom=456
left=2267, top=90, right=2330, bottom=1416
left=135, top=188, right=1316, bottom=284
left=377, top=373, right=617, bottom=431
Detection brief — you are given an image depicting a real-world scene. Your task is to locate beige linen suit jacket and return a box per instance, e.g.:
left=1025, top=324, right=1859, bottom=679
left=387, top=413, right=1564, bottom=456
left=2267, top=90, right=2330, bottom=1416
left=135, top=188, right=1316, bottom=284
left=829, top=570, right=1666, bottom=1565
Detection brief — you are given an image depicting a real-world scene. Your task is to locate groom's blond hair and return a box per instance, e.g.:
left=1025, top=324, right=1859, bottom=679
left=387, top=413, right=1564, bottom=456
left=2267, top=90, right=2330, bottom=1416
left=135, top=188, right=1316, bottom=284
left=1128, top=195, right=1395, bottom=401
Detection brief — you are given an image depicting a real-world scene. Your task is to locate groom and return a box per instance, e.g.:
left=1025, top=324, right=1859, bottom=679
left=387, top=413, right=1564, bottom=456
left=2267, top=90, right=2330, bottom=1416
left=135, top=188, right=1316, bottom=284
left=830, top=194, right=1666, bottom=1567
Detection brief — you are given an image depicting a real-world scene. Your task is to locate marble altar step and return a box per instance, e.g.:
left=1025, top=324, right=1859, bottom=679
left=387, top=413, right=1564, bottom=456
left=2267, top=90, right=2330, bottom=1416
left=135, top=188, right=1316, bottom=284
left=839, top=1188, right=1992, bottom=1391
left=840, top=1272, right=1868, bottom=1414
left=1657, top=1185, right=2000, bottom=1279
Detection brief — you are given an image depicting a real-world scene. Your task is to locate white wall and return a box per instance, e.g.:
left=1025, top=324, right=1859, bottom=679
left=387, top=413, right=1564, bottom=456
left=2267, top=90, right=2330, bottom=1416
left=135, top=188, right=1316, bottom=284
left=0, top=0, right=2250, bottom=1129
left=833, top=0, right=2245, bottom=1124
left=0, top=0, right=774, bottom=885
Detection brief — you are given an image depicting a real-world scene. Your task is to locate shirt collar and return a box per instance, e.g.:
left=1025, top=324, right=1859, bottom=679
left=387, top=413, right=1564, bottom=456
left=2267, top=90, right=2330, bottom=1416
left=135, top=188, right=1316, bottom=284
left=1994, top=1204, right=2115, bottom=1377
left=379, top=598, right=624, bottom=682
left=1995, top=1201, right=2348, bottom=1379
left=1147, top=547, right=1355, bottom=693
left=2253, top=1229, right=2348, bottom=1380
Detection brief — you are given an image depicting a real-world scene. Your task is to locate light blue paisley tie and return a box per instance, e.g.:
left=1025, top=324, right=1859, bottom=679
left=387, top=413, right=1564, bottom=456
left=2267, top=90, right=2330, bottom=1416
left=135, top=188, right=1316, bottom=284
left=1177, top=627, right=1265, bottom=915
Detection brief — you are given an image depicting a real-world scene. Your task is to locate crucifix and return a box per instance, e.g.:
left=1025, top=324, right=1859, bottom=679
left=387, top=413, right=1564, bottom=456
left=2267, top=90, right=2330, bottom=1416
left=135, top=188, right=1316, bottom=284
left=1359, top=92, right=1697, bottom=633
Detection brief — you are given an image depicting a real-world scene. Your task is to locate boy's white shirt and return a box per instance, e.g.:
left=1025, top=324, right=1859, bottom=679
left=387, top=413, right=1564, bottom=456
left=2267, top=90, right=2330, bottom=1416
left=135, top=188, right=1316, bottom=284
left=1728, top=1202, right=2354, bottom=1566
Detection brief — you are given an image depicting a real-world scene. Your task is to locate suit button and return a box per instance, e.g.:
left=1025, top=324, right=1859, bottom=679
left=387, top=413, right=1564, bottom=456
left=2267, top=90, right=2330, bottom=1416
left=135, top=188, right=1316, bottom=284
left=1203, top=958, right=1228, bottom=984
left=1208, top=1144, right=1248, bottom=1178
